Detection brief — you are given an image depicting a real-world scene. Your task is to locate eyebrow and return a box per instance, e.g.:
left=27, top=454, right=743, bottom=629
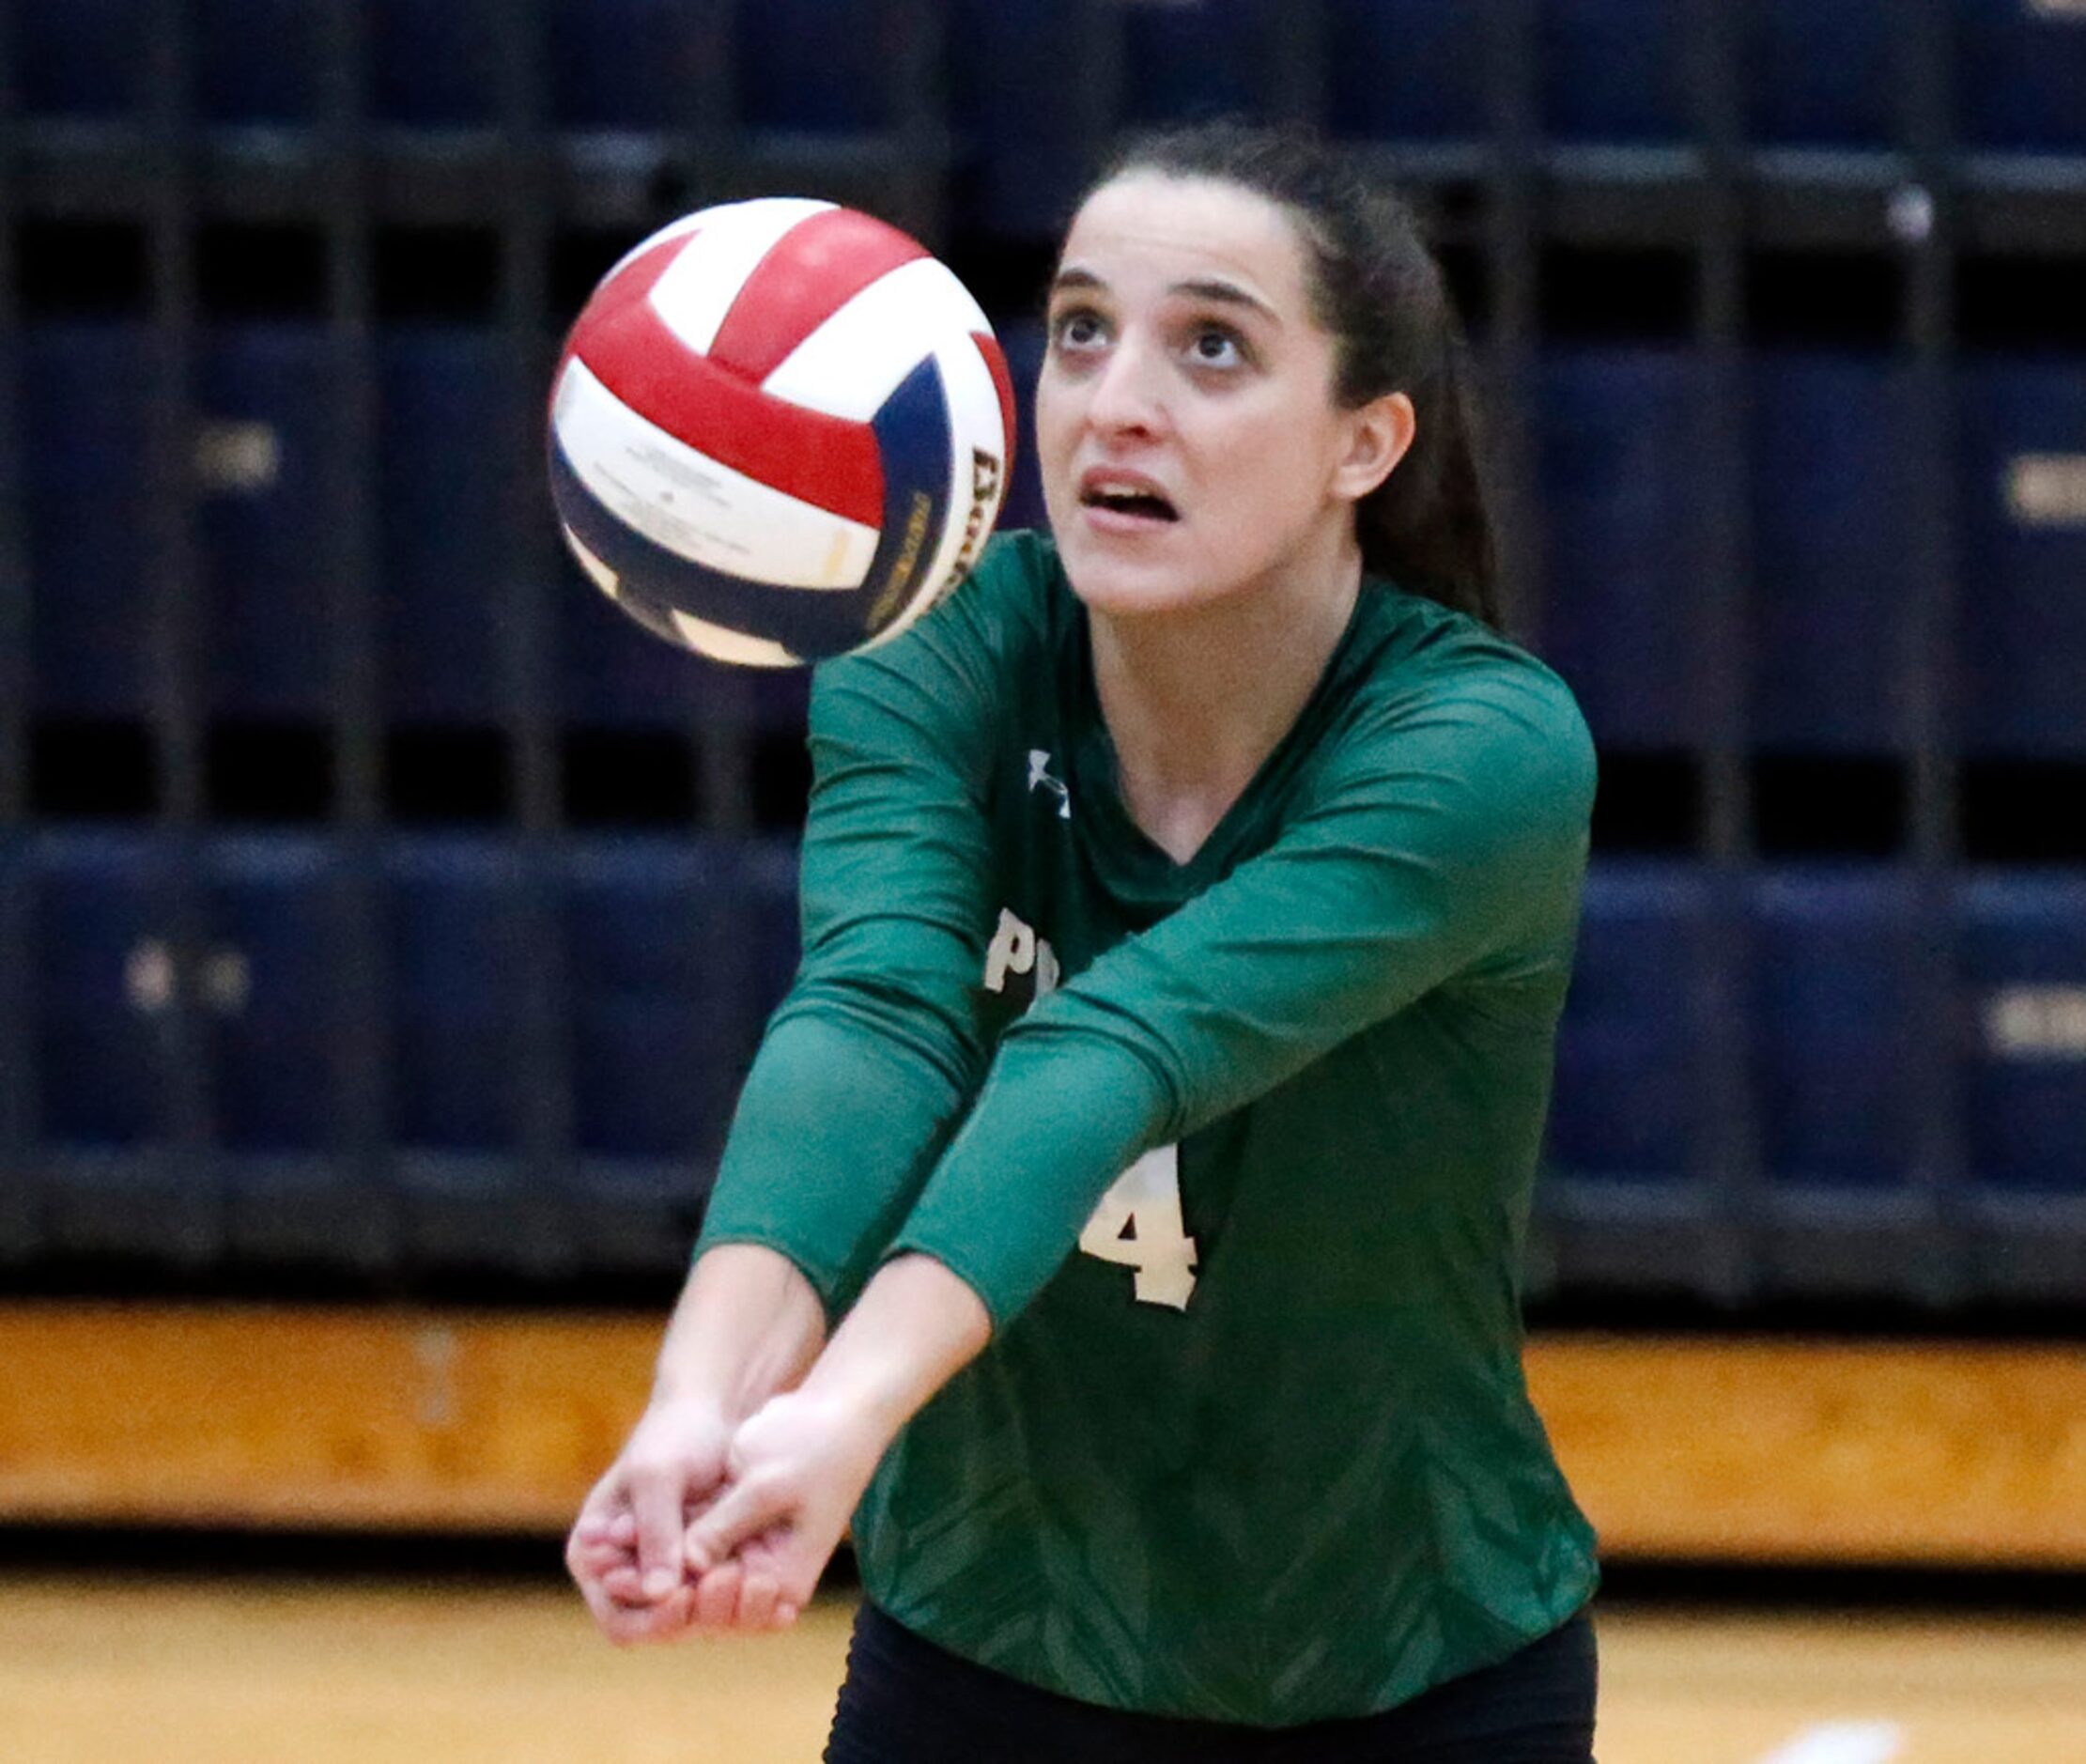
left=1048, top=266, right=1282, bottom=326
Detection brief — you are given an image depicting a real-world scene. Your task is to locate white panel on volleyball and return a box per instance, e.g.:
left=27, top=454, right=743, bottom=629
left=552, top=356, right=879, bottom=590
left=646, top=197, right=838, bottom=356
left=760, top=256, right=995, bottom=423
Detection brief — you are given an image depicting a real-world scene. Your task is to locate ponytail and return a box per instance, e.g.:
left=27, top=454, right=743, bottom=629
left=1355, top=321, right=1500, bottom=630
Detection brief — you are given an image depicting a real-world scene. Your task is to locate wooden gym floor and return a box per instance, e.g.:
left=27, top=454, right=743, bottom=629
left=1, top=1570, right=2082, bottom=1763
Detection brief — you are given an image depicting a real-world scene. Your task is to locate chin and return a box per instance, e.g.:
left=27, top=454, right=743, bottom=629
left=1058, top=548, right=1218, bottom=621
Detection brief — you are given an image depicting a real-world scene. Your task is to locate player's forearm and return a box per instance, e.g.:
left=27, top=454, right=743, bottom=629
left=792, top=1252, right=992, bottom=1447
left=651, top=1244, right=828, bottom=1423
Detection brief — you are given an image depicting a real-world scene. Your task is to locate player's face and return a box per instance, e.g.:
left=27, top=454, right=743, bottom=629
left=1036, top=173, right=1390, bottom=621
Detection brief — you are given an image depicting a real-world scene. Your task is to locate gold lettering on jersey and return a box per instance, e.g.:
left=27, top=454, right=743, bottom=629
left=982, top=906, right=1059, bottom=998
left=867, top=491, right=935, bottom=628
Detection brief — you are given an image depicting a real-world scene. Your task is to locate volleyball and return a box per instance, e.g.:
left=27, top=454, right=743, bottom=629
left=548, top=197, right=1017, bottom=668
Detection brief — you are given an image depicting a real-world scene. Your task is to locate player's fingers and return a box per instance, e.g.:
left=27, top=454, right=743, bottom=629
left=600, top=1563, right=647, bottom=1602
left=687, top=1476, right=793, bottom=1574
left=735, top=1571, right=780, bottom=1631
left=571, top=1537, right=636, bottom=1582
left=627, top=1467, right=689, bottom=1602
left=692, top=1560, right=742, bottom=1630
left=609, top=1510, right=638, bottom=1547
left=598, top=1581, right=699, bottom=1648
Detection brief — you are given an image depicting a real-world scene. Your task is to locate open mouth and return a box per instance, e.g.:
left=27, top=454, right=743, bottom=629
left=1080, top=485, right=1180, bottom=522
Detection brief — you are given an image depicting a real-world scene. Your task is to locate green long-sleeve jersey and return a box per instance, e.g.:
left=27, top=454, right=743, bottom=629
left=696, top=529, right=1600, bottom=1727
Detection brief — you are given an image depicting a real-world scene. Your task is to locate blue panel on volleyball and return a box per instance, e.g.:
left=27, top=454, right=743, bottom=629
left=549, top=0, right=710, bottom=129
left=1749, top=352, right=1915, bottom=752
left=1534, top=349, right=1705, bottom=750
left=369, top=0, right=501, bottom=126
left=195, top=0, right=318, bottom=124
left=24, top=324, right=153, bottom=719
left=32, top=830, right=161, bottom=1153
left=1326, top=0, right=1489, bottom=143
left=1961, top=873, right=2086, bottom=1195
left=737, top=0, right=889, bottom=133
left=1546, top=862, right=1708, bottom=1184
left=197, top=327, right=336, bottom=720
left=12, top=0, right=150, bottom=117
left=1956, top=0, right=2086, bottom=151
left=379, top=329, right=509, bottom=725
left=946, top=0, right=1093, bottom=240
left=1753, top=868, right=1927, bottom=1189
left=1540, top=0, right=1689, bottom=142
left=1745, top=0, right=1894, bottom=146
left=1957, top=359, right=2086, bottom=757
left=384, top=837, right=526, bottom=1155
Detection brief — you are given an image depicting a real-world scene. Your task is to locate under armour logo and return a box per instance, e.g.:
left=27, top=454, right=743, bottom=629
left=1028, top=749, right=1072, bottom=820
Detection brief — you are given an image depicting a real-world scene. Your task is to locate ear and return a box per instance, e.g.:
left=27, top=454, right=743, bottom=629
left=1330, top=391, right=1416, bottom=505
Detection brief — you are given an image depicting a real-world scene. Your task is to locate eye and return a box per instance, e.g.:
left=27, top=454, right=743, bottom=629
left=1186, top=325, right=1246, bottom=369
left=1049, top=306, right=1108, bottom=353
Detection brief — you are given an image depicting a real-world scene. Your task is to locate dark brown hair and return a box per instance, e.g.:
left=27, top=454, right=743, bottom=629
left=1084, top=121, right=1501, bottom=629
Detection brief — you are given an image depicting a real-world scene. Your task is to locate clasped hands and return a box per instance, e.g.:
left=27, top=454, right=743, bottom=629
left=566, top=1384, right=887, bottom=1644
left=568, top=1248, right=992, bottom=1646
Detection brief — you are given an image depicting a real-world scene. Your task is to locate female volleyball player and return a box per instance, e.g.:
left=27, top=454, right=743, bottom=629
left=570, top=122, right=1602, bottom=1761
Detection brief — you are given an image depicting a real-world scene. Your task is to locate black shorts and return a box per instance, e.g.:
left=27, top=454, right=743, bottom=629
left=824, top=1601, right=1599, bottom=1764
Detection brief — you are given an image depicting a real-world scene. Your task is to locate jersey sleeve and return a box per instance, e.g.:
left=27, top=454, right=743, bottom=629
left=692, top=537, right=1044, bottom=1320
left=885, top=656, right=1599, bottom=1330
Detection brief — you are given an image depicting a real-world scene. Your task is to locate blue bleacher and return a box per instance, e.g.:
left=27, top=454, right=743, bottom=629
left=1534, top=348, right=1706, bottom=751
left=736, top=0, right=897, bottom=135
left=12, top=0, right=150, bottom=119
left=549, top=0, right=717, bottom=131
left=1547, top=862, right=1709, bottom=1185
left=194, top=0, right=319, bottom=126
left=1752, top=868, right=1928, bottom=1190
left=206, top=835, right=399, bottom=1271
left=1747, top=0, right=1895, bottom=147
left=1961, top=872, right=2086, bottom=1195
left=0, top=840, right=31, bottom=1263
left=946, top=0, right=1093, bottom=241
left=1123, top=0, right=1285, bottom=129
left=32, top=830, right=162, bottom=1154
left=1748, top=351, right=1916, bottom=753
left=1955, top=0, right=2086, bottom=153
left=369, top=0, right=502, bottom=128
left=562, top=834, right=799, bottom=1266
left=1540, top=0, right=1688, bottom=144
left=564, top=837, right=730, bottom=1167
left=197, top=327, right=337, bottom=721
left=1325, top=0, right=1489, bottom=146
left=24, top=324, right=153, bottom=720
left=378, top=328, right=513, bottom=727
left=30, top=829, right=224, bottom=1264
left=382, top=835, right=563, bottom=1271
left=993, top=317, right=1049, bottom=534
left=1956, top=357, right=2086, bottom=759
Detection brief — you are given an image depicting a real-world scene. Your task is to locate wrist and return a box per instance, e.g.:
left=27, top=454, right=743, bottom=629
left=653, top=1244, right=828, bottom=1421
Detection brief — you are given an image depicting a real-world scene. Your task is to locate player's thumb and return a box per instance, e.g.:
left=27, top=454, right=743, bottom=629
left=686, top=1474, right=793, bottom=1575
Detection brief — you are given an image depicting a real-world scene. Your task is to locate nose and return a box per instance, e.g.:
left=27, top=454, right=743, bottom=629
left=1082, top=330, right=1169, bottom=439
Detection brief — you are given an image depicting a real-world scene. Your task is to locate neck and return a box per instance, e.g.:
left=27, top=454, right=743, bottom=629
left=1089, top=535, right=1364, bottom=865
